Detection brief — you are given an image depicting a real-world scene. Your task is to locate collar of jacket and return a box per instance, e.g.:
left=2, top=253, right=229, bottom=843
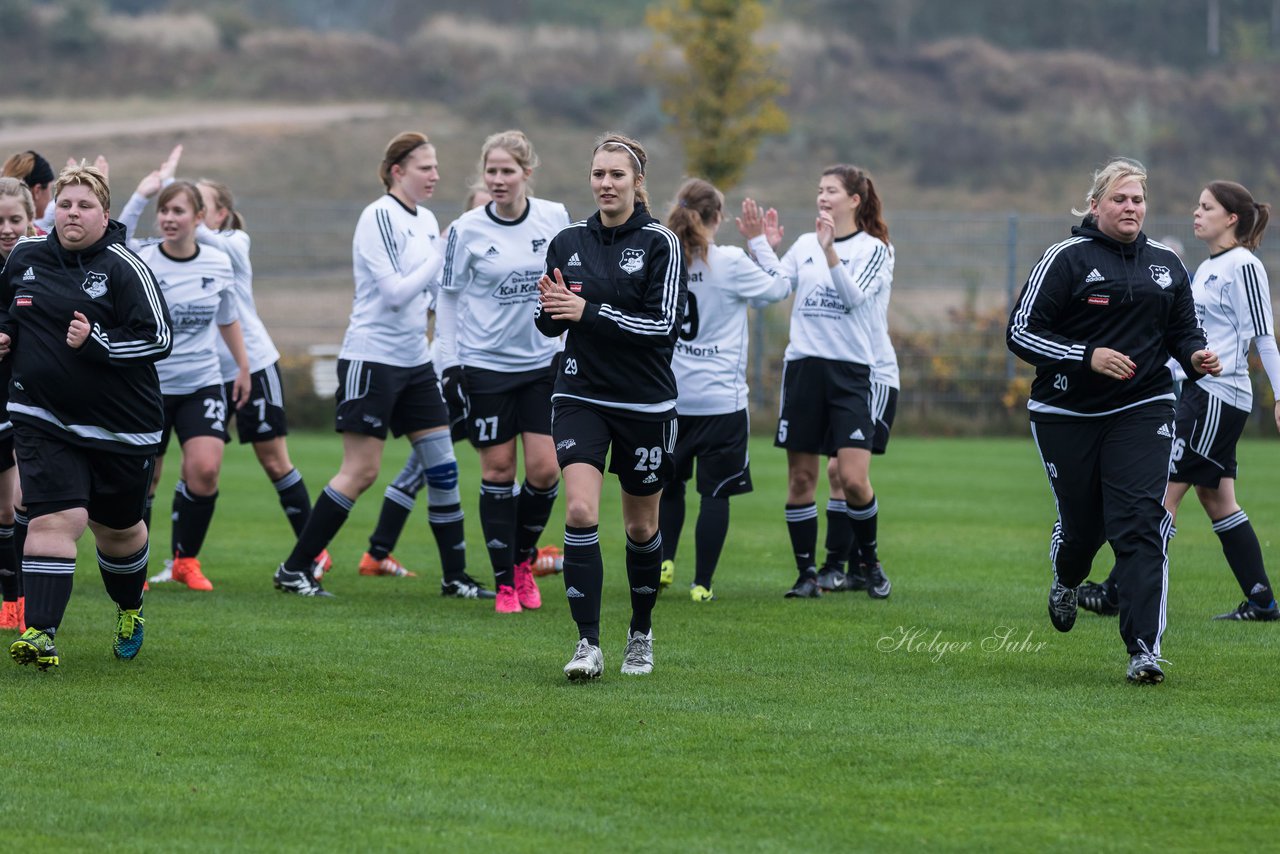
left=587, top=203, right=656, bottom=239
left=1071, top=216, right=1149, bottom=256
left=46, top=218, right=127, bottom=261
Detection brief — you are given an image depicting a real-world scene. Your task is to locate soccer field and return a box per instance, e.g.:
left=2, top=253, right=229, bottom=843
left=2, top=433, right=1278, bottom=851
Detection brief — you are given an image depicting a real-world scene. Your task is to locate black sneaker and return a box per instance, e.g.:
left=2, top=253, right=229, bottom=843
left=815, top=566, right=849, bottom=591
left=845, top=565, right=869, bottom=592
left=1213, top=600, right=1280, bottom=621
left=1047, top=576, right=1077, bottom=632
left=865, top=563, right=891, bottom=599
left=1078, top=580, right=1119, bottom=616
left=441, top=573, right=497, bottom=600
left=273, top=564, right=334, bottom=597
left=784, top=571, right=822, bottom=599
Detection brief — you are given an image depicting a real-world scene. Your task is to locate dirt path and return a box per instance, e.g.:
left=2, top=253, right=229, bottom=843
left=0, top=102, right=395, bottom=147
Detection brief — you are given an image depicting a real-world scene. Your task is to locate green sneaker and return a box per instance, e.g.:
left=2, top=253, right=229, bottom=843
left=113, top=607, right=145, bottom=660
left=659, top=560, right=675, bottom=590
left=10, top=627, right=59, bottom=670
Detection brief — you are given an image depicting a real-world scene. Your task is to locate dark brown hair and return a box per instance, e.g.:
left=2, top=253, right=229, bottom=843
left=1206, top=180, right=1271, bottom=250
left=157, top=180, right=204, bottom=215
left=197, top=178, right=245, bottom=231
left=592, top=131, right=648, bottom=208
left=823, top=164, right=888, bottom=243
left=379, top=132, right=432, bottom=190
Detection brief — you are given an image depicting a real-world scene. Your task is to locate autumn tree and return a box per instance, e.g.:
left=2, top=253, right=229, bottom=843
left=646, top=0, right=788, bottom=190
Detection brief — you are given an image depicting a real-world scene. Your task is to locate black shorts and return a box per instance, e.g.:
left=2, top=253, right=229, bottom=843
left=334, top=359, right=449, bottom=440
left=871, top=383, right=898, bottom=455
left=227, top=363, right=290, bottom=444
left=160, top=385, right=228, bottom=455
left=463, top=365, right=553, bottom=447
left=15, top=423, right=154, bottom=528
left=552, top=400, right=677, bottom=497
left=775, top=358, right=874, bottom=454
left=1168, top=382, right=1248, bottom=487
left=0, top=432, right=13, bottom=474
left=673, top=410, right=753, bottom=498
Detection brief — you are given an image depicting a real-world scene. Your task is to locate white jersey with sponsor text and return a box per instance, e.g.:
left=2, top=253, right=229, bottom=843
left=196, top=225, right=282, bottom=380
left=136, top=242, right=238, bottom=395
left=342, top=194, right=439, bottom=368
left=441, top=198, right=570, bottom=372
left=674, top=243, right=790, bottom=416
left=779, top=230, right=892, bottom=366
left=1190, top=245, right=1274, bottom=410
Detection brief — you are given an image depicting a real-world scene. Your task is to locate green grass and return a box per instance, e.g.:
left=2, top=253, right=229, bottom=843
left=2, top=434, right=1279, bottom=852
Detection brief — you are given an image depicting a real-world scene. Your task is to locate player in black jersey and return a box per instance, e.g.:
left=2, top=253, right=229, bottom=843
left=535, top=132, right=687, bottom=679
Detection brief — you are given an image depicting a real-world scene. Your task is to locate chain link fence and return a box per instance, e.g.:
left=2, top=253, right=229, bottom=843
left=235, top=202, right=1280, bottom=436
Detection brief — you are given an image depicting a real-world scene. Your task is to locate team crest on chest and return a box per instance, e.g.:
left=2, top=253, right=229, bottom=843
left=81, top=271, right=108, bottom=299
left=1149, top=265, right=1172, bottom=289
left=532, top=238, right=547, bottom=253
left=619, top=248, right=645, bottom=274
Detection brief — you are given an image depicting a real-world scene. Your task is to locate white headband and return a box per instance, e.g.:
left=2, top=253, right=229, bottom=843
left=594, top=141, right=644, bottom=175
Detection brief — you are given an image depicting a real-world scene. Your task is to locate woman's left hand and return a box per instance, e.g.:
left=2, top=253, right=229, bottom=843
left=815, top=211, right=836, bottom=251
left=539, top=268, right=585, bottom=322
left=232, top=367, right=251, bottom=408
left=67, top=311, right=90, bottom=349
left=1191, top=349, right=1221, bottom=377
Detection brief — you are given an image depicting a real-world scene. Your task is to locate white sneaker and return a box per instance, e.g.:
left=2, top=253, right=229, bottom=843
left=148, top=560, right=174, bottom=584
left=563, top=638, right=603, bottom=681
left=620, top=629, right=654, bottom=675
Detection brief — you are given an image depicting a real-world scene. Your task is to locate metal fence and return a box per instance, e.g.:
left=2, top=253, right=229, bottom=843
left=232, top=203, right=1280, bottom=435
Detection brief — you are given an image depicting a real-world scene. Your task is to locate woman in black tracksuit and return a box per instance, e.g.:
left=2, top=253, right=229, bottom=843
left=535, top=132, right=686, bottom=681
left=1007, top=157, right=1219, bottom=685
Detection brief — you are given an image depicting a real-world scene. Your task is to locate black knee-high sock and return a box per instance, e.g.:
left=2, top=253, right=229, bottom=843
left=368, top=485, right=414, bottom=560
left=627, top=531, right=663, bottom=635
left=429, top=503, right=467, bottom=580
left=823, top=498, right=853, bottom=571
left=785, top=503, right=819, bottom=575
left=1213, top=510, right=1275, bottom=607
left=515, top=480, right=559, bottom=564
left=284, top=486, right=352, bottom=573
left=847, top=496, right=879, bottom=566
left=273, top=468, right=312, bottom=537
left=172, top=481, right=218, bottom=559
left=694, top=496, right=730, bottom=589
left=659, top=480, right=686, bottom=563
left=563, top=525, right=603, bottom=646
left=480, top=480, right=517, bottom=588
left=98, top=542, right=149, bottom=611
left=0, top=524, right=17, bottom=601
left=13, top=509, right=26, bottom=596
left=22, top=556, right=76, bottom=633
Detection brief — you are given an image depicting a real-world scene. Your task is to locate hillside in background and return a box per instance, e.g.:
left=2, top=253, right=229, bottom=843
left=3, top=1, right=1280, bottom=214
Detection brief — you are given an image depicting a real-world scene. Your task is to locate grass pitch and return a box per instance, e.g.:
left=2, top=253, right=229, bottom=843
left=2, top=434, right=1278, bottom=852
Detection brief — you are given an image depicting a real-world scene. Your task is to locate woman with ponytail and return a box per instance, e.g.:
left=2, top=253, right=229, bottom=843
left=656, top=178, right=789, bottom=601
left=1164, top=181, right=1280, bottom=621
left=740, top=164, right=895, bottom=600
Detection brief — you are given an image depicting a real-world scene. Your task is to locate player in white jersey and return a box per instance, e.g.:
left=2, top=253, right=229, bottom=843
left=818, top=240, right=899, bottom=595
left=743, top=165, right=894, bottom=600
left=655, top=179, right=789, bottom=602
left=274, top=131, right=483, bottom=599
left=130, top=181, right=251, bottom=592
left=1167, top=181, right=1280, bottom=620
left=433, top=130, right=571, bottom=614
left=0, top=178, right=37, bottom=630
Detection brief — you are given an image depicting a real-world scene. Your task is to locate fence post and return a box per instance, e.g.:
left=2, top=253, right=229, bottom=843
left=1005, top=212, right=1019, bottom=382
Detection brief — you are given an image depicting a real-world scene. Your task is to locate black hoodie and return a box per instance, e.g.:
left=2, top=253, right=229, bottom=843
left=1007, top=217, right=1207, bottom=421
left=0, top=220, right=172, bottom=453
left=535, top=204, right=687, bottom=414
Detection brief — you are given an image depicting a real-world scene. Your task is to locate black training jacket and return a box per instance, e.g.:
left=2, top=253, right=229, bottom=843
left=1006, top=218, right=1207, bottom=421
left=535, top=204, right=686, bottom=414
left=0, top=221, right=172, bottom=454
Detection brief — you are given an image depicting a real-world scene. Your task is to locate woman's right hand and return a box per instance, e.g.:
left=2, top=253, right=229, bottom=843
left=737, top=198, right=765, bottom=240
left=1089, top=347, right=1136, bottom=380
